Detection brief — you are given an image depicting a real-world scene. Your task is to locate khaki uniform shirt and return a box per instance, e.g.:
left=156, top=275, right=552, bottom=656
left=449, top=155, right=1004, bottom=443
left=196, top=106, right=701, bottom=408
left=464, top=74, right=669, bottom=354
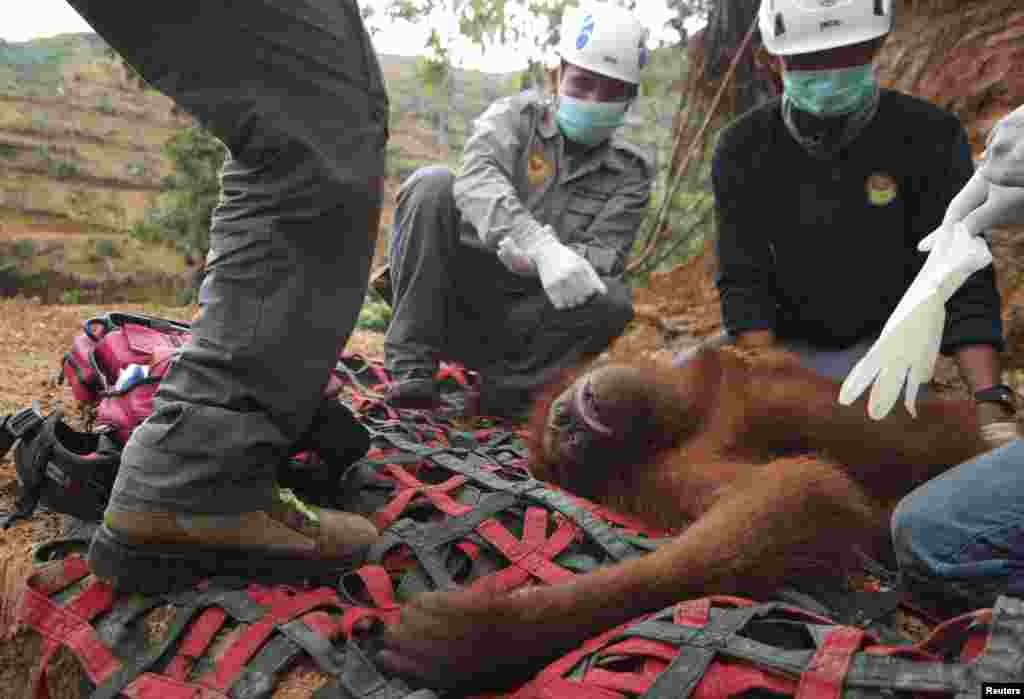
left=453, top=91, right=656, bottom=277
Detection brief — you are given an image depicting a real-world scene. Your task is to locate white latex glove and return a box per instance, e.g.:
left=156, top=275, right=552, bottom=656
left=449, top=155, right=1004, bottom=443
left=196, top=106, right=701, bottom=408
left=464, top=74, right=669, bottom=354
left=839, top=221, right=993, bottom=419
left=922, top=105, right=1024, bottom=246
left=981, top=104, right=1024, bottom=188
left=497, top=237, right=537, bottom=276
left=515, top=225, right=606, bottom=310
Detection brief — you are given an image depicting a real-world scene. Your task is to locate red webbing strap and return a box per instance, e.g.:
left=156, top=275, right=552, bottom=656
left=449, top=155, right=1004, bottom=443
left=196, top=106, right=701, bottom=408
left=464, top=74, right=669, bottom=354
left=505, top=618, right=646, bottom=699
left=198, top=586, right=341, bottom=692
left=164, top=607, right=228, bottom=682
left=339, top=566, right=402, bottom=635
left=18, top=558, right=120, bottom=699
left=121, top=673, right=228, bottom=699
left=471, top=508, right=578, bottom=592
left=691, top=659, right=796, bottom=699
left=794, top=627, right=865, bottom=699
left=371, top=464, right=473, bottom=530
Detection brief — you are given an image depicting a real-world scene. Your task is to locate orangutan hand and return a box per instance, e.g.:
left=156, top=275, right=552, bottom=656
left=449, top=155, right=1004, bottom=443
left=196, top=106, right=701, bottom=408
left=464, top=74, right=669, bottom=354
left=375, top=585, right=568, bottom=692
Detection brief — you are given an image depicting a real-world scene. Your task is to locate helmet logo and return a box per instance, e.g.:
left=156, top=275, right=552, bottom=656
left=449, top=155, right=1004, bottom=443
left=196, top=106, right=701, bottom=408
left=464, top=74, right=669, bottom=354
left=821, top=18, right=842, bottom=29
left=576, top=14, right=595, bottom=50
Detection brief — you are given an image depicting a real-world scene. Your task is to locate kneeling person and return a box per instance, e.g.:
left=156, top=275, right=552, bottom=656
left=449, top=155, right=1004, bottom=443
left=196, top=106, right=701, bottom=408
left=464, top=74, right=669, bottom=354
left=383, top=4, right=655, bottom=417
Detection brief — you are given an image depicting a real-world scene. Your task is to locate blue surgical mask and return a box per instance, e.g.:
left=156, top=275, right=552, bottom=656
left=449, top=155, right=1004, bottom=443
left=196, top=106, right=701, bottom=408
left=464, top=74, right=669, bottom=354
left=782, top=65, right=877, bottom=117
left=556, top=95, right=629, bottom=146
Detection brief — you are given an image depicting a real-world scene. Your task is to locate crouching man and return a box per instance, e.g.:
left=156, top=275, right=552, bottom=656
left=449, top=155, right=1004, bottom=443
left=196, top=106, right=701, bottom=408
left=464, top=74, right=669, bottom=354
left=382, top=3, right=655, bottom=417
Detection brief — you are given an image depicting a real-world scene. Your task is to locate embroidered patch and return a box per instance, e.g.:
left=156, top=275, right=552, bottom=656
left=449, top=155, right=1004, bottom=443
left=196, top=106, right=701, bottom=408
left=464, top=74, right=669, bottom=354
left=527, top=149, right=553, bottom=186
left=866, top=172, right=898, bottom=207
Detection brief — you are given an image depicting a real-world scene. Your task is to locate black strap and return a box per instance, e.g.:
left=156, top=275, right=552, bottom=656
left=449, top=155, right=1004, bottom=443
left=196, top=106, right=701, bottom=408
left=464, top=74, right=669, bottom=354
left=313, top=639, right=434, bottom=699
left=1, top=406, right=48, bottom=529
left=640, top=605, right=764, bottom=699
left=91, top=585, right=257, bottom=699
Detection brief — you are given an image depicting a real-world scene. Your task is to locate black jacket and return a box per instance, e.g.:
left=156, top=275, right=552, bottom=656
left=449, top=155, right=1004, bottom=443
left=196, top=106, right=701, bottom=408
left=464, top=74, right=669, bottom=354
left=712, top=90, right=1003, bottom=353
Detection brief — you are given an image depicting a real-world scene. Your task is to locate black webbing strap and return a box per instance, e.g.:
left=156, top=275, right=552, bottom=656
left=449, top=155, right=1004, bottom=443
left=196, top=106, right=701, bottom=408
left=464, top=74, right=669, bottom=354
left=366, top=491, right=522, bottom=596
left=362, top=426, right=652, bottom=566
left=639, top=605, right=765, bottom=699
left=430, top=450, right=643, bottom=563
left=1, top=406, right=49, bottom=528
left=90, top=584, right=258, bottom=699
left=596, top=598, right=1024, bottom=699
left=313, top=638, right=438, bottom=699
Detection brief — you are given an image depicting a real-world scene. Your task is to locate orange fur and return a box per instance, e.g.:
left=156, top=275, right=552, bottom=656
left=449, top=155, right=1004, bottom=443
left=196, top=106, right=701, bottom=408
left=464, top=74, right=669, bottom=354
left=381, top=347, right=990, bottom=690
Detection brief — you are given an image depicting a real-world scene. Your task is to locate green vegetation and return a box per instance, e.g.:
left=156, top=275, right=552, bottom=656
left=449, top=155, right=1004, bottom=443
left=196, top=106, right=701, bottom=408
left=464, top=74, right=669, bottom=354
left=0, top=33, right=109, bottom=97
left=130, top=127, right=225, bottom=259
left=93, top=238, right=120, bottom=259
left=96, top=93, right=116, bottom=115
left=11, top=240, right=36, bottom=258
left=60, top=288, right=83, bottom=305
left=35, top=145, right=82, bottom=179
left=357, top=297, right=393, bottom=332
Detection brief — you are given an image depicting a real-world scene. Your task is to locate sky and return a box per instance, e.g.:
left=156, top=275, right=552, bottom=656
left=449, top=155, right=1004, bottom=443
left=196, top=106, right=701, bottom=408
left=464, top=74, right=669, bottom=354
left=0, top=0, right=687, bottom=73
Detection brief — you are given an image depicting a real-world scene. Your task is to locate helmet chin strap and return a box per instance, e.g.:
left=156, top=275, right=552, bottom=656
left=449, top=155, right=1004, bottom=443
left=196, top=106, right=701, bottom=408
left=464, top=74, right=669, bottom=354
left=782, top=84, right=881, bottom=160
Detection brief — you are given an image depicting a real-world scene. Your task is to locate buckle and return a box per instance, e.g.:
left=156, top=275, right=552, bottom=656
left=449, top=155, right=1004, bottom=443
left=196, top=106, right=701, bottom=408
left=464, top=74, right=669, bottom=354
left=7, top=405, right=44, bottom=439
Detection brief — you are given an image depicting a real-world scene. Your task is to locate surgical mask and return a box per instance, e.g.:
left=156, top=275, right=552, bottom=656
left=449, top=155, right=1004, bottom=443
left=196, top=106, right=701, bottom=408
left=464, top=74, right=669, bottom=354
left=782, top=65, right=877, bottom=117
left=556, top=95, right=629, bottom=146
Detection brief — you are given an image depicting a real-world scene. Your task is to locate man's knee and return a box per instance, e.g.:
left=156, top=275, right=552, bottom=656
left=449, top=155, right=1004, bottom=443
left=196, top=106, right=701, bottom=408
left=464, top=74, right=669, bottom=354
left=589, top=279, right=634, bottom=337
left=398, top=166, right=456, bottom=203
left=890, top=490, right=936, bottom=567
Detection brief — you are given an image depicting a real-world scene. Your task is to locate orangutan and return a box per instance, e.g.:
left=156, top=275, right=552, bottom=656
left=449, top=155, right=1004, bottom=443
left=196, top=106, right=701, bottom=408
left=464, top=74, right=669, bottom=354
left=375, top=347, right=987, bottom=692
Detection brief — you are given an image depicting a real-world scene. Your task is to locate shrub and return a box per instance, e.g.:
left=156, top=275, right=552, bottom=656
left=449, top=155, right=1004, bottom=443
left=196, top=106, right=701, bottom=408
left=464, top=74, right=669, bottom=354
left=356, top=297, right=392, bottom=332
left=11, top=240, right=36, bottom=258
left=93, top=238, right=119, bottom=258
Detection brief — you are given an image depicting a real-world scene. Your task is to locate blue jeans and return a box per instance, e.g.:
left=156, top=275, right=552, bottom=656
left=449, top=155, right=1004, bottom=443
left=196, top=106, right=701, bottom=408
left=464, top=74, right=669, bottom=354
left=892, top=439, right=1024, bottom=615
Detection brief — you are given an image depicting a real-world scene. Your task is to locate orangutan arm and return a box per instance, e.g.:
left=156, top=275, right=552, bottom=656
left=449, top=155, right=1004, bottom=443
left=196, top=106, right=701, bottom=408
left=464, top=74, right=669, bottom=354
left=376, top=457, right=876, bottom=691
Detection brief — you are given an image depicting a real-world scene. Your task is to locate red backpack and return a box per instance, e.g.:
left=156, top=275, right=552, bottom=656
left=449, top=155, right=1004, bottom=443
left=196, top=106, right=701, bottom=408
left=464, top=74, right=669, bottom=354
left=61, top=312, right=192, bottom=444
left=2, top=312, right=368, bottom=528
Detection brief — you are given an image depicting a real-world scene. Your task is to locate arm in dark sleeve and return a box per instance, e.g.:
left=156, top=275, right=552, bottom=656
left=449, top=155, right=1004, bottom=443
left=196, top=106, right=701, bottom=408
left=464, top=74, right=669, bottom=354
left=711, top=136, right=778, bottom=335
left=919, top=120, right=1006, bottom=354
left=567, top=167, right=654, bottom=277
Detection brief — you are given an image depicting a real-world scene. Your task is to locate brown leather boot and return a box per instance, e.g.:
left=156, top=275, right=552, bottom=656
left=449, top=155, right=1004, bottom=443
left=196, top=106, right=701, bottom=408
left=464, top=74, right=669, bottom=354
left=88, top=488, right=379, bottom=594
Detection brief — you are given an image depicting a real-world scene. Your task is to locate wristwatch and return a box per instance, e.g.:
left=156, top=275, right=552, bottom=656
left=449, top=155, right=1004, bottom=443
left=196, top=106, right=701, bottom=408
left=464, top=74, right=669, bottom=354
left=973, top=384, right=1018, bottom=411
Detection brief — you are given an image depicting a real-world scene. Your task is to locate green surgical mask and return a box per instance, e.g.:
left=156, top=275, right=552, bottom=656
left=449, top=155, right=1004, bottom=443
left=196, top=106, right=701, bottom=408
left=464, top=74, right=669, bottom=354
left=556, top=95, right=629, bottom=147
left=782, top=64, right=877, bottom=117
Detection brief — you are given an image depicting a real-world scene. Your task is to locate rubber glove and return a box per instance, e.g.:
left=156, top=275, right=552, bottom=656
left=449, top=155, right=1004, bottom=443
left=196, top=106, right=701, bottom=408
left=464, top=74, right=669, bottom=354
left=839, top=221, right=993, bottom=419
left=497, top=237, right=537, bottom=276
left=981, top=104, right=1024, bottom=188
left=919, top=105, right=1024, bottom=249
left=508, top=225, right=606, bottom=310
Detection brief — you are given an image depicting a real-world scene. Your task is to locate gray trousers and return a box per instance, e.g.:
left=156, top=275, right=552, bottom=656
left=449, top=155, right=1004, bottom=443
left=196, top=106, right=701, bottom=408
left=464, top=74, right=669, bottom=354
left=385, top=166, right=633, bottom=409
left=67, top=0, right=388, bottom=514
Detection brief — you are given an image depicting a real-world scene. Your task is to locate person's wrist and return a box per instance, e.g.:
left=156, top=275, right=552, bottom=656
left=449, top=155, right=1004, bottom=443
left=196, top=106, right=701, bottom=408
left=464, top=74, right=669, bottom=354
left=973, top=383, right=1016, bottom=407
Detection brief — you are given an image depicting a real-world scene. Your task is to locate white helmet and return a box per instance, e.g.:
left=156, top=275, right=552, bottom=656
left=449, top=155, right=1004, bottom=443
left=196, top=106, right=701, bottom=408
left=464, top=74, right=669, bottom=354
left=759, top=0, right=893, bottom=56
left=557, top=3, right=648, bottom=85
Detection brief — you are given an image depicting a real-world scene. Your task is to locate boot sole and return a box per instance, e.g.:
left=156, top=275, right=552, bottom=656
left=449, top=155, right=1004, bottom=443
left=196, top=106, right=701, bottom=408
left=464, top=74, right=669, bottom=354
left=88, top=525, right=368, bottom=595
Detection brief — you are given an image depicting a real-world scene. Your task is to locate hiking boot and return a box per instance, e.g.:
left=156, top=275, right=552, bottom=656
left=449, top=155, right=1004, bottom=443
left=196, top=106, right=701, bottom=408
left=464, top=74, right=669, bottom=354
left=385, top=368, right=440, bottom=409
left=88, top=488, right=379, bottom=594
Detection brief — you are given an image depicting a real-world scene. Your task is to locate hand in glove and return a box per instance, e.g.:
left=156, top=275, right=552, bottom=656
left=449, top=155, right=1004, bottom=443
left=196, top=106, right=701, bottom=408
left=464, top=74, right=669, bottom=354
left=925, top=105, right=1024, bottom=243
left=840, top=222, right=993, bottom=419
left=514, top=225, right=606, bottom=310
left=497, top=237, right=537, bottom=276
